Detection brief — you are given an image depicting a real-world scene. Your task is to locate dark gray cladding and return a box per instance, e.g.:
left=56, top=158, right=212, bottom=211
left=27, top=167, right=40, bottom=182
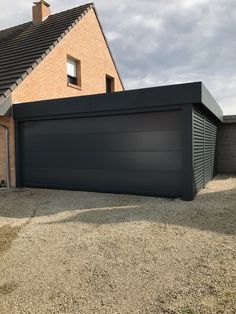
left=193, top=108, right=217, bottom=193
left=14, top=82, right=223, bottom=121
left=17, top=111, right=183, bottom=197
left=14, top=82, right=222, bottom=200
left=217, top=116, right=236, bottom=174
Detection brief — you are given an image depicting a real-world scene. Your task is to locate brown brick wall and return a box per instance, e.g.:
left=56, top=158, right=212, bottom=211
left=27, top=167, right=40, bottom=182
left=12, top=9, right=123, bottom=103
left=0, top=8, right=123, bottom=186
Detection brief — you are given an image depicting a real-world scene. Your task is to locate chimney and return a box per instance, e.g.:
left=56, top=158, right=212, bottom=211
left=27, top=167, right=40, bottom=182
left=32, top=1, right=51, bottom=23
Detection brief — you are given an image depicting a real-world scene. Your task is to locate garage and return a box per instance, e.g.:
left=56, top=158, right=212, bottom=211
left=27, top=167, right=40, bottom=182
left=14, top=82, right=223, bottom=200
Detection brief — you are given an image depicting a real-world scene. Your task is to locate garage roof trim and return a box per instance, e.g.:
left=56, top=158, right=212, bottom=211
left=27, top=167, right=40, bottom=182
left=14, top=82, right=223, bottom=122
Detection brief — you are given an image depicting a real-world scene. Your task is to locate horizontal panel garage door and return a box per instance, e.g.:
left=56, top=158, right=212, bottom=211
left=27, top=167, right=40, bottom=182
left=18, top=110, right=183, bottom=197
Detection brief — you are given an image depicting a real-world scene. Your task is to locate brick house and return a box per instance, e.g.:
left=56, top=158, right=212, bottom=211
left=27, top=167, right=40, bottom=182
left=0, top=1, right=124, bottom=187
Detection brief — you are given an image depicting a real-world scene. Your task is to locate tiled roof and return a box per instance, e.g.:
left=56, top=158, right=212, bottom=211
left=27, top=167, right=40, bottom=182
left=0, top=3, right=94, bottom=104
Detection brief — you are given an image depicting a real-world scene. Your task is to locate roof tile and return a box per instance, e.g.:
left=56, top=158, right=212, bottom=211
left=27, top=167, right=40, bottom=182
left=0, top=3, right=94, bottom=100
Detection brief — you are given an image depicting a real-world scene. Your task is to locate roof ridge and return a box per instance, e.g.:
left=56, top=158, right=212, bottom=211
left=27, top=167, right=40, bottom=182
left=0, top=3, right=94, bottom=33
left=49, top=3, right=94, bottom=18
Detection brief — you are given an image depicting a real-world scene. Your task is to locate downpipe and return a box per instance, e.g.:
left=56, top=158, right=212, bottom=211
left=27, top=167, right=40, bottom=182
left=0, top=124, right=10, bottom=188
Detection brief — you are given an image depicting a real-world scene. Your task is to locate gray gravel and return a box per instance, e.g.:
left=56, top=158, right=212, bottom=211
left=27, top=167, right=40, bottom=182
left=0, top=175, right=235, bottom=314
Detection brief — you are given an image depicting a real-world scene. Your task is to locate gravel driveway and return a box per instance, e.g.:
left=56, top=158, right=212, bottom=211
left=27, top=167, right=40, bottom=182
left=0, top=175, right=235, bottom=314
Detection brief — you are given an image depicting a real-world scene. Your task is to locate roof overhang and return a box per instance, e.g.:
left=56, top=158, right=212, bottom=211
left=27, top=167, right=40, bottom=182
left=14, top=82, right=223, bottom=122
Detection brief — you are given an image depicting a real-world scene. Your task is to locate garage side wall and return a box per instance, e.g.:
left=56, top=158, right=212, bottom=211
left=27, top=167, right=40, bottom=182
left=193, top=107, right=217, bottom=194
left=217, top=117, right=236, bottom=174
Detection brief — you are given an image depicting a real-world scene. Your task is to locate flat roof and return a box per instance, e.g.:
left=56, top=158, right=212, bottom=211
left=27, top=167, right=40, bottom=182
left=14, top=82, right=223, bottom=122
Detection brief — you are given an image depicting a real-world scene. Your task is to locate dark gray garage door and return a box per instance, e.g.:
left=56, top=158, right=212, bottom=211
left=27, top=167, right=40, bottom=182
left=19, top=110, right=183, bottom=197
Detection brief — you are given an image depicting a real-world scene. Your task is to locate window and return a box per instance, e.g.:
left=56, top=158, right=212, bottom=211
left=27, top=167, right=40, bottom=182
left=106, top=75, right=115, bottom=93
left=67, top=57, right=81, bottom=87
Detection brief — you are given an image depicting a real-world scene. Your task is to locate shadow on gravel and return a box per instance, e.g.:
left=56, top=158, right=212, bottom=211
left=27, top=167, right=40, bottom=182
left=0, top=184, right=235, bottom=236
left=42, top=188, right=236, bottom=236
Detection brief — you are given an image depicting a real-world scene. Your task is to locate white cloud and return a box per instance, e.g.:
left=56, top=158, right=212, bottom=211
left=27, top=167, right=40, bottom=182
left=178, top=0, right=209, bottom=9
left=106, top=31, right=122, bottom=41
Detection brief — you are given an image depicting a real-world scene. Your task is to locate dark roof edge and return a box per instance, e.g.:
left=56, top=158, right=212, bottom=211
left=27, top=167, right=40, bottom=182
left=13, top=82, right=223, bottom=121
left=201, top=82, right=223, bottom=122
left=0, top=3, right=94, bottom=112
left=92, top=7, right=125, bottom=91
left=223, top=115, right=236, bottom=123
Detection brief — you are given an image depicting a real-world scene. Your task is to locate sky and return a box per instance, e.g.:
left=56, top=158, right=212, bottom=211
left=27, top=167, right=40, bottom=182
left=0, top=0, right=235, bottom=115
